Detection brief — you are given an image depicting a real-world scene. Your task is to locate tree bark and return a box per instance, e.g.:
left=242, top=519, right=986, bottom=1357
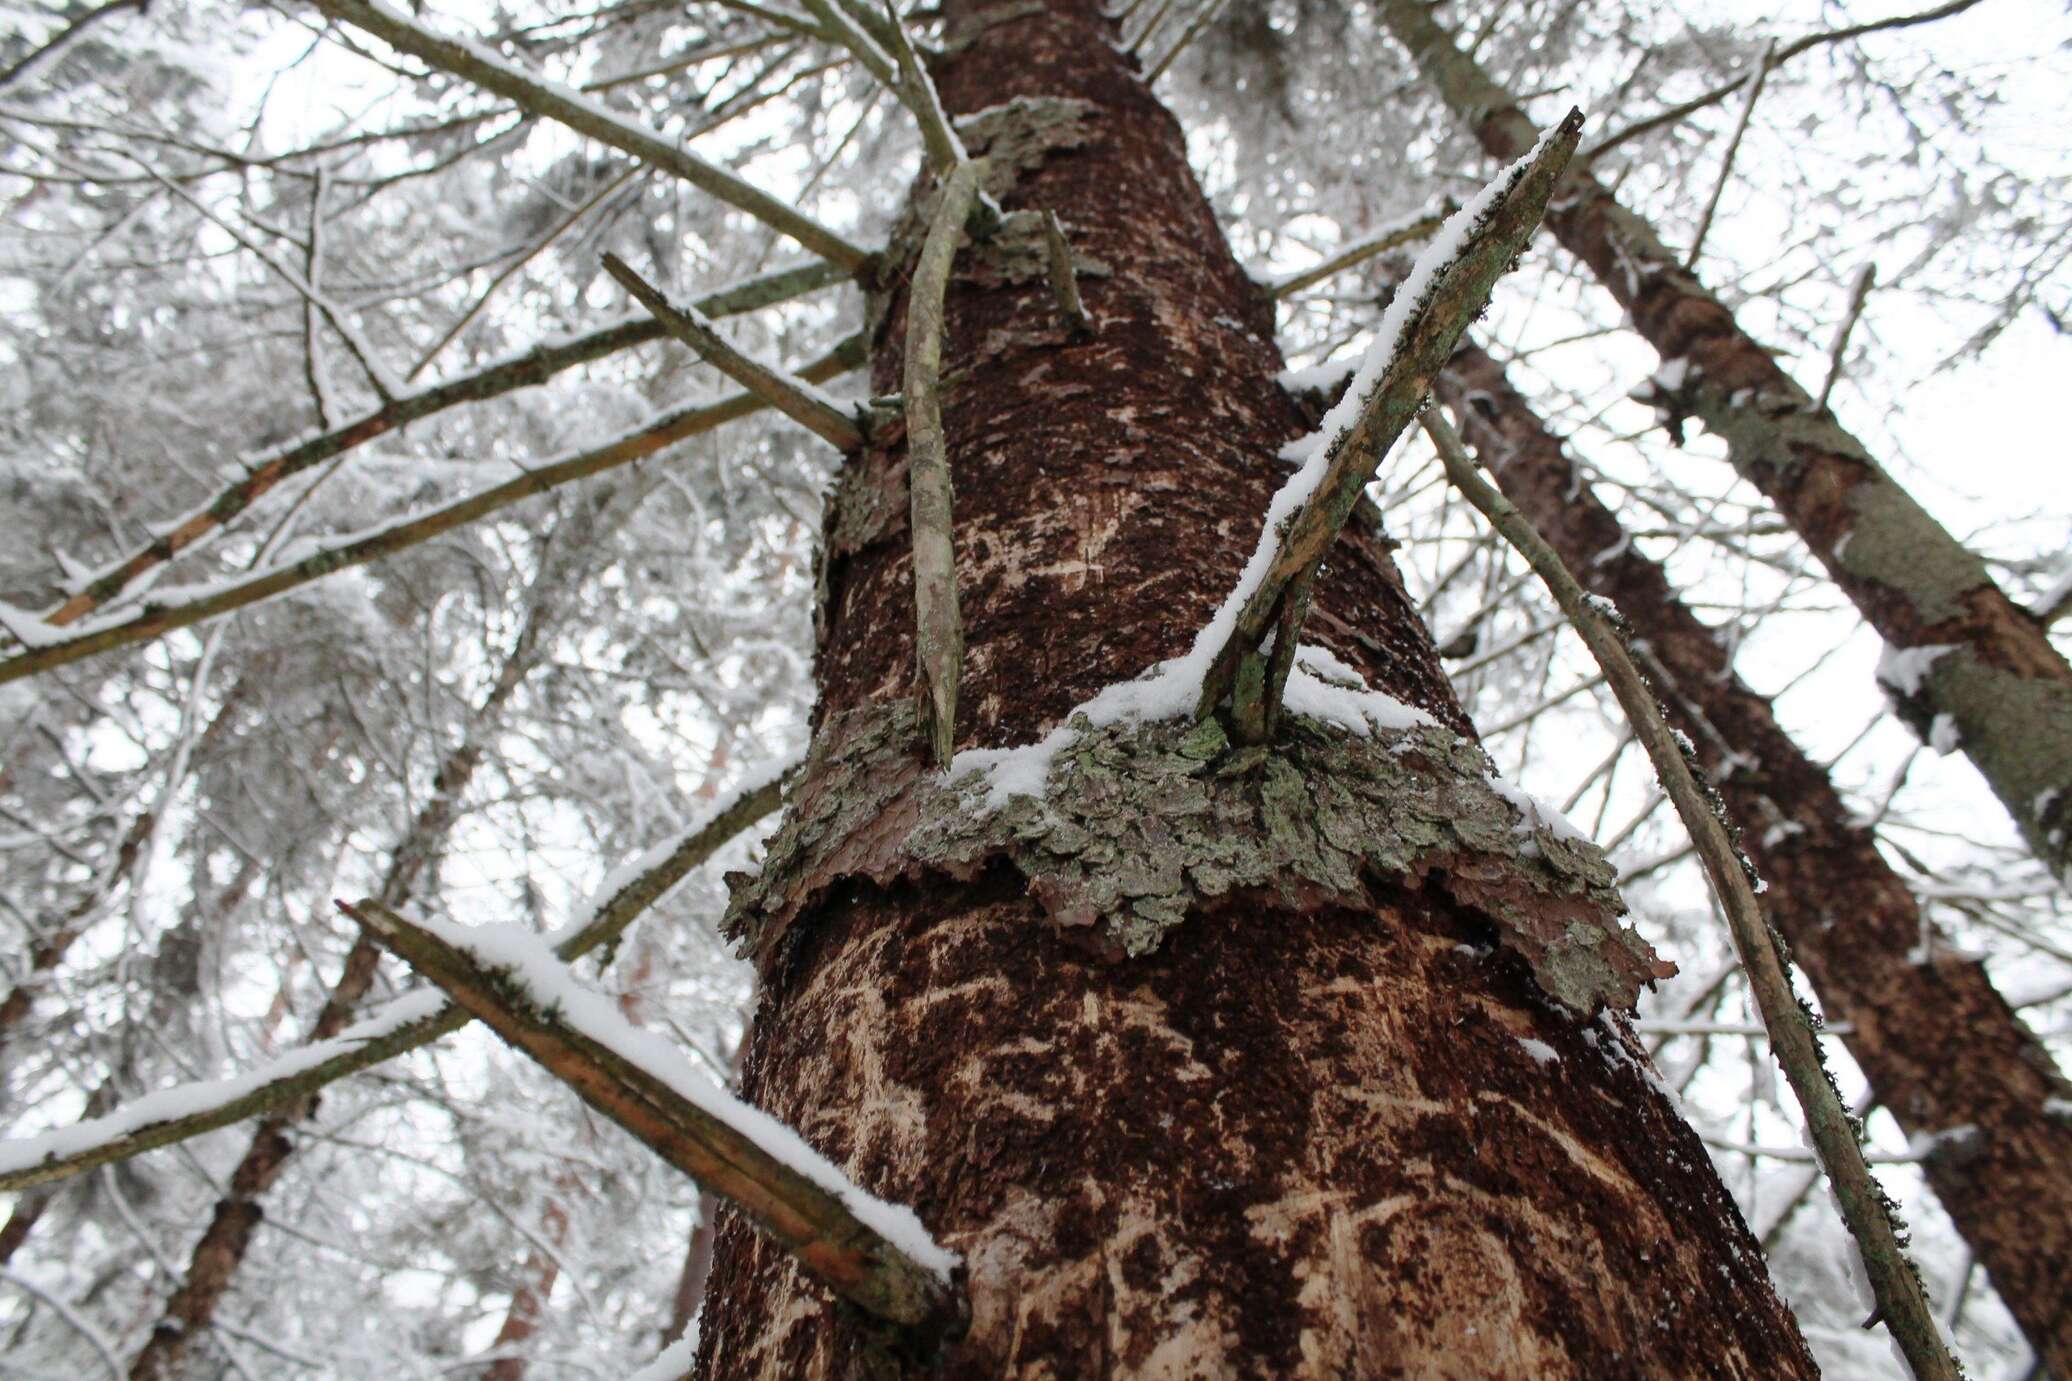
left=1436, top=340, right=2072, bottom=1376
left=1379, top=0, right=2072, bottom=884
left=692, top=2, right=1818, bottom=1375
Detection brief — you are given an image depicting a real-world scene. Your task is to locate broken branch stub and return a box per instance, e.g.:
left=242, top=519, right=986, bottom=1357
left=340, top=900, right=958, bottom=1338
left=1196, top=110, right=1582, bottom=734
left=904, top=159, right=988, bottom=767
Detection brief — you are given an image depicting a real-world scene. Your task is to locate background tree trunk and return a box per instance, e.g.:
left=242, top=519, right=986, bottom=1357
left=692, top=2, right=1819, bottom=1374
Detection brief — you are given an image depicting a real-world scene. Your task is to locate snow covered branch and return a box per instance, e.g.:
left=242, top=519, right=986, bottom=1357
left=1421, top=406, right=1961, bottom=1381
left=340, top=899, right=960, bottom=1335
left=1194, top=111, right=1582, bottom=740
left=309, top=0, right=874, bottom=270
left=903, top=158, right=988, bottom=766
left=0, top=327, right=862, bottom=680
left=603, top=253, right=868, bottom=451
left=24, top=259, right=844, bottom=636
left=0, top=773, right=785, bottom=1191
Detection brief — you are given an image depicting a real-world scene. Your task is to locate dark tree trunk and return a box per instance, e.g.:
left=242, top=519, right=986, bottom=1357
left=695, top=2, right=1819, bottom=1375
left=1438, top=340, right=2072, bottom=1376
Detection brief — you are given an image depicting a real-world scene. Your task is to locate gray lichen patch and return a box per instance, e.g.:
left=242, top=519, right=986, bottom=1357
left=725, top=702, right=1672, bottom=1014
left=953, top=98, right=1100, bottom=190
left=1837, top=479, right=1990, bottom=628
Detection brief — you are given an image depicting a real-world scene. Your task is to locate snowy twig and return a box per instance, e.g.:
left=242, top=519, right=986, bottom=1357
left=0, top=0, right=148, bottom=94
left=1683, top=38, right=1773, bottom=270
left=0, top=774, right=785, bottom=1191
left=1421, top=406, right=1961, bottom=1381
left=875, top=0, right=967, bottom=174
left=310, top=0, right=873, bottom=270
left=340, top=900, right=960, bottom=1334
left=0, top=335, right=863, bottom=684
left=27, top=258, right=843, bottom=635
left=1584, top=0, right=1984, bottom=164
left=1815, top=262, right=1876, bottom=413
left=1194, top=111, right=1581, bottom=739
left=603, top=254, right=867, bottom=450
left=1041, top=209, right=1091, bottom=336
left=1264, top=201, right=1455, bottom=299
left=903, top=158, right=988, bottom=766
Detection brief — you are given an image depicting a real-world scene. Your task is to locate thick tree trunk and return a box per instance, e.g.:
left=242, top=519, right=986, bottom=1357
left=1437, top=341, right=2072, bottom=1375
left=694, top=2, right=1818, bottom=1376
left=1379, top=0, right=2072, bottom=883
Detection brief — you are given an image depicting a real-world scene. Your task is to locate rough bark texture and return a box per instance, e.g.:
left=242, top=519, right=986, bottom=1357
left=1439, top=341, right=2072, bottom=1377
left=1379, top=0, right=2072, bottom=882
left=692, top=2, right=1819, bottom=1376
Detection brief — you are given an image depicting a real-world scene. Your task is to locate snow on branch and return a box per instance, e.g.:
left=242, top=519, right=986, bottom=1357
left=603, top=254, right=867, bottom=451
left=0, top=335, right=863, bottom=684
left=27, top=259, right=844, bottom=635
left=800, top=0, right=966, bottom=176
left=1193, top=111, right=1583, bottom=741
left=903, top=158, right=988, bottom=767
left=0, top=772, right=786, bottom=1192
left=340, top=899, right=960, bottom=1334
left=309, top=0, right=874, bottom=270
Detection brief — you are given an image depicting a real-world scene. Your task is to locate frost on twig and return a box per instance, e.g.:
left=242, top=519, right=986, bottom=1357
left=340, top=900, right=961, bottom=1336
left=903, top=159, right=988, bottom=766
left=1193, top=110, right=1583, bottom=741
left=603, top=253, right=868, bottom=451
left=0, top=773, right=785, bottom=1191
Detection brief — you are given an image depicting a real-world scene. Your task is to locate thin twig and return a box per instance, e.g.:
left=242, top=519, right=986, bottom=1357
left=1422, top=406, right=1961, bottom=1381
left=1145, top=0, right=1230, bottom=84
left=1266, top=202, right=1454, bottom=299
left=1683, top=38, right=1773, bottom=269
left=1816, top=262, right=1876, bottom=412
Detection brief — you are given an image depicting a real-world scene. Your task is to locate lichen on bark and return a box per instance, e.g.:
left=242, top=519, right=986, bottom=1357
left=725, top=701, right=1669, bottom=1014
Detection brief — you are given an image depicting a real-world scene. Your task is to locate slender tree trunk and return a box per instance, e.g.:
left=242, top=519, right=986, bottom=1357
left=1379, top=0, right=2072, bottom=883
left=694, top=3, right=1818, bottom=1375
left=1436, top=341, right=2072, bottom=1374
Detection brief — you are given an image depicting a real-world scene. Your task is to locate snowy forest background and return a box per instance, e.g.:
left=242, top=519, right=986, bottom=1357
left=0, top=0, right=2068, bottom=1375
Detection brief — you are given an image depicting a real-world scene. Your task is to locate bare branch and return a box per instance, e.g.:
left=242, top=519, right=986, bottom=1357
left=1264, top=202, right=1454, bottom=300
left=0, top=335, right=864, bottom=684
left=1816, top=262, right=1877, bottom=413
left=309, top=0, right=874, bottom=270
left=1683, top=38, right=1773, bottom=269
left=602, top=253, right=867, bottom=450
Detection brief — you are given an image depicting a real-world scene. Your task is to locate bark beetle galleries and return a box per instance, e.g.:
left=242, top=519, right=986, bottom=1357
left=693, top=2, right=1819, bottom=1375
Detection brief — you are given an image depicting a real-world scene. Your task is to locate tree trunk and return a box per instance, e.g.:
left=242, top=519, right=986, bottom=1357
left=1379, top=0, right=2072, bottom=884
left=1437, top=340, right=2072, bottom=1375
left=693, top=3, right=1818, bottom=1376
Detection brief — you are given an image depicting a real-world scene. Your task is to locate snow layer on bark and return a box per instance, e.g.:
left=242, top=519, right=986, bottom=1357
left=392, top=909, right=960, bottom=1279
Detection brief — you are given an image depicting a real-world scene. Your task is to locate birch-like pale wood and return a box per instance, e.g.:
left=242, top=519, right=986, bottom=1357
left=1421, top=407, right=1961, bottom=1381
left=904, top=159, right=987, bottom=766
left=1195, top=111, right=1580, bottom=735
left=340, top=899, right=956, bottom=1334
left=602, top=253, right=867, bottom=451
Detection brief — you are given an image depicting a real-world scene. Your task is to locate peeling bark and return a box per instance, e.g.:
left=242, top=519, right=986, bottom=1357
left=1439, top=340, right=2072, bottom=1377
left=1379, top=0, right=2072, bottom=882
left=692, top=1, right=1818, bottom=1375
